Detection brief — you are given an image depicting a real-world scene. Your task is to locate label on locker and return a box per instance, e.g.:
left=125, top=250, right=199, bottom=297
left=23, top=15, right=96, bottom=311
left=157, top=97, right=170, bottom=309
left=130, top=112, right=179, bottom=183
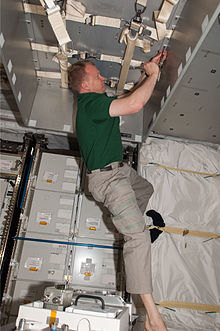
left=52, top=244, right=67, bottom=254
left=64, top=169, right=78, bottom=179
left=86, top=218, right=101, bottom=231
left=57, top=209, right=72, bottom=220
left=43, top=171, right=58, bottom=183
left=24, top=257, right=43, bottom=271
left=80, top=258, right=96, bottom=279
left=20, top=289, right=36, bottom=304
left=49, top=253, right=66, bottom=264
left=66, top=157, right=78, bottom=167
left=55, top=222, right=70, bottom=234
left=62, top=182, right=76, bottom=192
left=36, top=212, right=52, bottom=225
left=59, top=197, right=74, bottom=206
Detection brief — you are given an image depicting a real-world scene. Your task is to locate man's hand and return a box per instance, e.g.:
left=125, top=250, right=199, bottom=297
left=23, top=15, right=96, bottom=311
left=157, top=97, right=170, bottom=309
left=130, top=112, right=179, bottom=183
left=151, top=49, right=167, bottom=66
left=143, top=61, right=160, bottom=77
left=142, top=50, right=167, bottom=76
left=109, top=50, right=167, bottom=117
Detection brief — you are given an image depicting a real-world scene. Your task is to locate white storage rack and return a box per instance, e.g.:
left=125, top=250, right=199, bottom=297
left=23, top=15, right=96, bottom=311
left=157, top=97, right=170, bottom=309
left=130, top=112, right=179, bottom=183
left=3, top=148, right=128, bottom=330
left=0, top=153, right=22, bottom=247
left=7, top=151, right=82, bottom=314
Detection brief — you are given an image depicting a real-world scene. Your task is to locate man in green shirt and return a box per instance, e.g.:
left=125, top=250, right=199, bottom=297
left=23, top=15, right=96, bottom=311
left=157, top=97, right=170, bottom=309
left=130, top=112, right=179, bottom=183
left=69, top=52, right=167, bottom=331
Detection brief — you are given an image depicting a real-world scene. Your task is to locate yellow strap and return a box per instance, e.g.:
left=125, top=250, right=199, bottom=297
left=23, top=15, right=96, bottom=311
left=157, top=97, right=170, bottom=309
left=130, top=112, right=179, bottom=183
left=136, top=0, right=148, bottom=7
left=36, top=71, right=61, bottom=79
left=154, top=11, right=169, bottom=40
left=157, top=0, right=179, bottom=24
left=49, top=310, right=57, bottom=327
left=117, top=28, right=139, bottom=95
left=47, top=8, right=71, bottom=46
left=24, top=3, right=71, bottom=47
left=31, top=42, right=59, bottom=53
left=23, top=3, right=45, bottom=15
left=147, top=162, right=220, bottom=177
left=66, top=0, right=86, bottom=17
left=90, top=15, right=121, bottom=28
left=148, top=225, right=220, bottom=239
left=135, top=38, right=151, bottom=53
left=158, top=301, right=220, bottom=312
left=153, top=0, right=179, bottom=40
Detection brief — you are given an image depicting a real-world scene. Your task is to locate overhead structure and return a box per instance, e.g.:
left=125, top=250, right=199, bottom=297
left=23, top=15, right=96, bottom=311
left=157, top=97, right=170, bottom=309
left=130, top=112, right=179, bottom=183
left=0, top=0, right=219, bottom=141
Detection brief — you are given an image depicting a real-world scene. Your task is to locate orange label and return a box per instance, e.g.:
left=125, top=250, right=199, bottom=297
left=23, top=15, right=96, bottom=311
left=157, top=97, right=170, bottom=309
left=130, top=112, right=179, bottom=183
left=84, top=272, right=91, bottom=277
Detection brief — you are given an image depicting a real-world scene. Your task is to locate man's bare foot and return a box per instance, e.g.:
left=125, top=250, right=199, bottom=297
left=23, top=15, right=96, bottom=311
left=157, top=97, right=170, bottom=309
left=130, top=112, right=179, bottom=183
left=144, top=314, right=153, bottom=331
left=144, top=314, right=167, bottom=331
left=140, top=293, right=167, bottom=331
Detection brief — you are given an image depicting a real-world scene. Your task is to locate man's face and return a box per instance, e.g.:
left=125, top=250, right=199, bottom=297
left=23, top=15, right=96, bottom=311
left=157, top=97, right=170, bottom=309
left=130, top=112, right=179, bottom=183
left=84, top=64, right=106, bottom=93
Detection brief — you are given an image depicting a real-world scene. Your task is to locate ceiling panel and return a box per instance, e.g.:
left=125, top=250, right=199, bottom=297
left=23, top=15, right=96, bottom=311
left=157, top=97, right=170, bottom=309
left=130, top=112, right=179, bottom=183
left=1, top=0, right=219, bottom=144
left=151, top=4, right=220, bottom=143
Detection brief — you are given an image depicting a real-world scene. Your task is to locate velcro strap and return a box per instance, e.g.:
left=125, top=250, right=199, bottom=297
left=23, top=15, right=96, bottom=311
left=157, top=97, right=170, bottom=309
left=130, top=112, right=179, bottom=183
left=157, top=301, right=220, bottom=312
left=47, top=7, right=71, bottom=46
left=117, top=28, right=139, bottom=95
left=157, top=0, right=179, bottom=23
left=148, top=225, right=220, bottom=239
left=136, top=0, right=148, bottom=7
left=66, top=0, right=86, bottom=17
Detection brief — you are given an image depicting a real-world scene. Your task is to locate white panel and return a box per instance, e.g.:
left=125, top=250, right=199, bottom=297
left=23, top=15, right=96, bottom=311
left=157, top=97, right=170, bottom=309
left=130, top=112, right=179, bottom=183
left=75, top=194, right=122, bottom=242
left=70, top=238, right=123, bottom=291
left=0, top=153, right=21, bottom=175
left=35, top=153, right=80, bottom=193
left=26, top=190, right=75, bottom=236
left=17, top=236, right=68, bottom=282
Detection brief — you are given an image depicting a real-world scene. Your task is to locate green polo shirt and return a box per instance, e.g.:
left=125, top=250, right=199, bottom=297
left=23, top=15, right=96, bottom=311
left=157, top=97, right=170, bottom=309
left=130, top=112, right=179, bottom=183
left=76, top=92, right=123, bottom=170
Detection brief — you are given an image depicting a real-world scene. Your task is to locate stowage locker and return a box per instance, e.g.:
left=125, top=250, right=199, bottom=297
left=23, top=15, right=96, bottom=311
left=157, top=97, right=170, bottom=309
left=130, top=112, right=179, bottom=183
left=25, top=189, right=76, bottom=237
left=70, top=237, right=124, bottom=292
left=35, top=152, right=81, bottom=193
left=75, top=193, right=123, bottom=243
left=0, top=153, right=22, bottom=176
left=16, top=233, right=69, bottom=283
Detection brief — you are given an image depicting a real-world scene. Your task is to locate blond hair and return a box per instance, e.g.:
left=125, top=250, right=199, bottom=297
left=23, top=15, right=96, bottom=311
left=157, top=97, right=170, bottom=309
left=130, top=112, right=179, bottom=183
left=68, top=60, right=94, bottom=93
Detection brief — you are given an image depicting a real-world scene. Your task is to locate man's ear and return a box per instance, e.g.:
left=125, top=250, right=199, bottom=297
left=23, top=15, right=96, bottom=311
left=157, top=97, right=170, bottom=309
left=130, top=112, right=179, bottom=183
left=81, top=79, right=89, bottom=92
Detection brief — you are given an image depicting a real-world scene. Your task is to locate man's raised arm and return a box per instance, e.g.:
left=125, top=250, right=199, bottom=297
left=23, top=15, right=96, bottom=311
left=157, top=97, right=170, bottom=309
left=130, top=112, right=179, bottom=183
left=109, top=51, right=166, bottom=117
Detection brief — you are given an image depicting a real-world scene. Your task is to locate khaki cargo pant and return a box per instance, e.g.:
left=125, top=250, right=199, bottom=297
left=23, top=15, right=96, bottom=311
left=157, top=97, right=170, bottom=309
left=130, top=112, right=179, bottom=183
left=87, top=162, right=154, bottom=294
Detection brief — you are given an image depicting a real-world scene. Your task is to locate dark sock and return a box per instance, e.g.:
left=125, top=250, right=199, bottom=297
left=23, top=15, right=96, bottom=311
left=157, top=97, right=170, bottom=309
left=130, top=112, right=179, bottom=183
left=146, top=210, right=165, bottom=243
